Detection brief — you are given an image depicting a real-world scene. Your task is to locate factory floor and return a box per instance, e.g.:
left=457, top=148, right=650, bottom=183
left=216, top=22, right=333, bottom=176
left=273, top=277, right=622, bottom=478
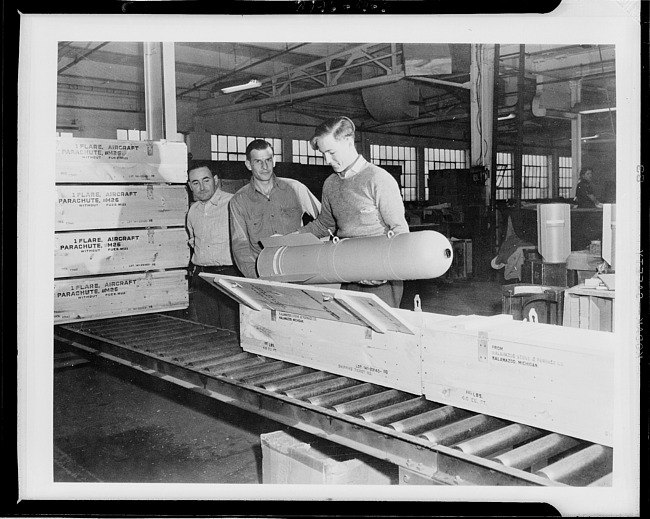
left=53, top=276, right=506, bottom=486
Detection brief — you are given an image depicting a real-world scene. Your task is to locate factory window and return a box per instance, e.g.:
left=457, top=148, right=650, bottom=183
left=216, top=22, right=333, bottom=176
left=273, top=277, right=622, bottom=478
left=116, top=129, right=148, bottom=141
left=211, top=135, right=283, bottom=162
left=291, top=140, right=325, bottom=165
left=495, top=152, right=514, bottom=200
left=424, top=148, right=469, bottom=201
left=370, top=144, right=417, bottom=202
left=558, top=156, right=573, bottom=199
left=522, top=154, right=549, bottom=200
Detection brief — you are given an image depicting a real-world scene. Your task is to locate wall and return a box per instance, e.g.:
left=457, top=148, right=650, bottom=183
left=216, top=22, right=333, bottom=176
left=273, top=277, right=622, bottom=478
left=58, top=97, right=616, bottom=204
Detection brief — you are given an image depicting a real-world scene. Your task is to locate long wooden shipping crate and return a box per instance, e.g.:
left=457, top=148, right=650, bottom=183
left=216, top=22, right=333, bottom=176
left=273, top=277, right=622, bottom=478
left=55, top=185, right=188, bottom=231
left=55, top=138, right=188, bottom=183
left=420, top=316, right=614, bottom=446
left=54, top=270, right=188, bottom=324
left=199, top=275, right=615, bottom=445
left=55, top=228, right=190, bottom=278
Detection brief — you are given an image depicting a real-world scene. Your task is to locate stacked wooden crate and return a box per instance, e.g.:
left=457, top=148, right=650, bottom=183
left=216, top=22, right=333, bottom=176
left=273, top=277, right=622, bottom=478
left=562, top=285, right=615, bottom=332
left=54, top=138, right=190, bottom=324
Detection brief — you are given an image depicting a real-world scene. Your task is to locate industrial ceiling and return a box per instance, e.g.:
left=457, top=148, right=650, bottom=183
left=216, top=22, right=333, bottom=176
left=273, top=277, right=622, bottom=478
left=57, top=41, right=617, bottom=149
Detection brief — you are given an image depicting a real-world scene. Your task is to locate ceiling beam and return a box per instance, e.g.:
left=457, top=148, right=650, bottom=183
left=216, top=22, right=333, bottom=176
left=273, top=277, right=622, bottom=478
left=197, top=43, right=403, bottom=116
left=58, top=42, right=111, bottom=74
left=177, top=43, right=311, bottom=97
left=198, top=73, right=405, bottom=117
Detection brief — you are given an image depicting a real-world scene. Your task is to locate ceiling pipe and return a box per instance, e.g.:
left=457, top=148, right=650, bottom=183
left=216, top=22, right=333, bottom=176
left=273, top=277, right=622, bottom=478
left=513, top=45, right=526, bottom=208
left=490, top=43, right=500, bottom=251
left=407, top=76, right=471, bottom=89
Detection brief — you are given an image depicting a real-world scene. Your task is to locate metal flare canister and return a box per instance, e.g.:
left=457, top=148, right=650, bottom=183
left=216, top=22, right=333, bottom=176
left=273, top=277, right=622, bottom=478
left=257, top=230, right=454, bottom=285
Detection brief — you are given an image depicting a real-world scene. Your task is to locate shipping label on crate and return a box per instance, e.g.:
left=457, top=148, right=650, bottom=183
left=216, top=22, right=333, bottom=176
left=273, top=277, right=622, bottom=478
left=56, top=138, right=187, bottom=183
left=421, top=317, right=614, bottom=446
left=54, top=270, right=188, bottom=324
left=55, top=228, right=190, bottom=277
left=55, top=185, right=188, bottom=230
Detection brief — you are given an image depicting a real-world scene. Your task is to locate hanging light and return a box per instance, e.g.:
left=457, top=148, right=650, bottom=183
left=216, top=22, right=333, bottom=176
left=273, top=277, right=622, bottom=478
left=220, top=79, right=262, bottom=94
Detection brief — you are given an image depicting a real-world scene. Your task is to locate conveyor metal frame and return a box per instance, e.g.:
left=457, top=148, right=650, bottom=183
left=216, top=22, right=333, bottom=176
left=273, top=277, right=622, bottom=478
left=54, top=318, right=566, bottom=487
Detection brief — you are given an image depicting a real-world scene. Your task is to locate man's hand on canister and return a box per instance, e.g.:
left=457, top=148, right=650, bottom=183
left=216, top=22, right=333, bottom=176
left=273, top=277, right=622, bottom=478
left=359, top=279, right=388, bottom=286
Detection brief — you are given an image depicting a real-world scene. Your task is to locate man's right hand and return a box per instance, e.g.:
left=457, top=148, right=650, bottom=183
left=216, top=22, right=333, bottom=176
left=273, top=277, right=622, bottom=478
left=359, top=279, right=387, bottom=286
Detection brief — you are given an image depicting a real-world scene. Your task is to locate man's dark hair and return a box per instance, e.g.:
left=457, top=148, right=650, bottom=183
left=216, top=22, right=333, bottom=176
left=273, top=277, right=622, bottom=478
left=578, top=166, right=593, bottom=179
left=188, top=160, right=215, bottom=176
left=245, top=139, right=274, bottom=160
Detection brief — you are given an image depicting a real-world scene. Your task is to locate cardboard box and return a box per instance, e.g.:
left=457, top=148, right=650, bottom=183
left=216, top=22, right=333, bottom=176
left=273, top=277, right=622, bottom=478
left=55, top=228, right=190, bottom=277
left=261, top=430, right=395, bottom=484
left=55, top=138, right=187, bottom=183
left=56, top=185, right=188, bottom=231
left=420, top=316, right=614, bottom=446
left=54, top=270, right=188, bottom=324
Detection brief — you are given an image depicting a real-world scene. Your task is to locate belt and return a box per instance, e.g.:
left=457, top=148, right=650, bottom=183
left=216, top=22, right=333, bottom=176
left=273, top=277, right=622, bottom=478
left=193, top=265, right=234, bottom=274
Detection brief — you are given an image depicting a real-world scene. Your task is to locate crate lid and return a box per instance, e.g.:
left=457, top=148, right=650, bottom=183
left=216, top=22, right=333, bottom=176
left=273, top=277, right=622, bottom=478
left=200, top=273, right=415, bottom=335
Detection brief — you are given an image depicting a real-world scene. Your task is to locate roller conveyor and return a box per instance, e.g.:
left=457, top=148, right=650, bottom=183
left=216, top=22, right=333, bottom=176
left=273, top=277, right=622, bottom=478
left=54, top=313, right=614, bottom=487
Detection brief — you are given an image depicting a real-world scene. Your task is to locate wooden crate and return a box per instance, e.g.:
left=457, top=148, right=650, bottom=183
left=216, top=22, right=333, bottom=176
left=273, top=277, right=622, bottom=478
left=501, top=284, right=565, bottom=324
left=261, top=430, right=395, bottom=485
left=55, top=185, right=188, bottom=231
left=200, top=275, right=614, bottom=446
left=421, top=316, right=614, bottom=446
left=54, top=270, right=188, bottom=324
left=563, top=285, right=615, bottom=332
left=55, top=228, right=190, bottom=277
left=55, top=138, right=187, bottom=183
left=201, top=274, right=429, bottom=395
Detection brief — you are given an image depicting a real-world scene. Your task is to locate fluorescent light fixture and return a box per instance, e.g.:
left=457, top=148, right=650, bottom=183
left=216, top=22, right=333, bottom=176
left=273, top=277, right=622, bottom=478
left=568, top=134, right=601, bottom=141
left=579, top=107, right=616, bottom=115
left=497, top=113, right=515, bottom=121
left=221, top=79, right=262, bottom=94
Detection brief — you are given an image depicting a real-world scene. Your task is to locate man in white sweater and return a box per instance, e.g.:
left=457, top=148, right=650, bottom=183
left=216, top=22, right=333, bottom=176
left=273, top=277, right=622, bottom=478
left=299, top=116, right=410, bottom=308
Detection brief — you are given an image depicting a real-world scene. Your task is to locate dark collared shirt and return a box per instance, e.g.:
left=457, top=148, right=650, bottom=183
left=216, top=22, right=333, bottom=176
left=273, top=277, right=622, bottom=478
left=229, top=176, right=320, bottom=278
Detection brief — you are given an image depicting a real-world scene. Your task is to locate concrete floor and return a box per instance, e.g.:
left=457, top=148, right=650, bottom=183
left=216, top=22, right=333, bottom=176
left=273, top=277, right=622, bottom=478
left=53, top=277, right=506, bottom=484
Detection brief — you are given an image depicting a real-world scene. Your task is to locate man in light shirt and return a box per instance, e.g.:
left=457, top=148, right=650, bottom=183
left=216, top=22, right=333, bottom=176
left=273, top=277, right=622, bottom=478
left=186, top=163, right=240, bottom=331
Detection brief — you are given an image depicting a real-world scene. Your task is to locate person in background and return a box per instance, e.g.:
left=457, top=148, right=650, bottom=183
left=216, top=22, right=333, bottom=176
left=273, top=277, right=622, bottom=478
left=186, top=162, right=240, bottom=331
left=574, top=166, right=603, bottom=208
left=297, top=116, right=410, bottom=308
left=229, top=139, right=321, bottom=279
